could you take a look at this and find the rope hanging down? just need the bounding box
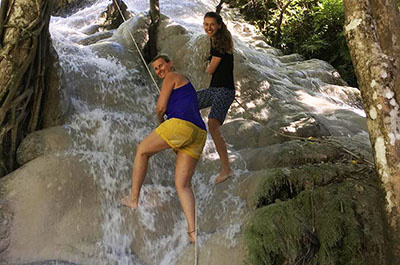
[113,0,160,93]
[112,1,199,263]
[113,3,372,265]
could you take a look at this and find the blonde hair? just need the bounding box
[151,54,171,63]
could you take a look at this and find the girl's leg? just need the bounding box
[121,131,170,209]
[208,118,232,184]
[174,151,198,242]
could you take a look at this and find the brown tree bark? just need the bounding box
[143,0,159,63]
[273,0,292,47]
[343,0,400,261]
[0,0,53,176]
[370,0,400,104]
[216,0,225,13]
[149,0,160,59]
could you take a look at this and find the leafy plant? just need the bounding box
[228,0,358,87]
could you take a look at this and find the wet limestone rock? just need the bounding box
[97,0,133,31]
[240,140,343,171]
[176,231,247,265]
[0,154,103,265]
[53,0,98,17]
[16,126,73,166]
[220,118,263,150]
[0,198,12,259]
[243,161,388,265]
[119,187,182,265]
[42,45,70,128]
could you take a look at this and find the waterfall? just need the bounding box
[46,0,367,264]
[49,1,248,264]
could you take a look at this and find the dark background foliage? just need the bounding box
[227,0,382,87]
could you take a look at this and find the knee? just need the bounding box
[136,142,151,158]
[175,181,191,192]
[175,173,192,191]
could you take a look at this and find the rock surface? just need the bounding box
[0,154,103,264]
[0,3,388,265]
[52,0,98,17]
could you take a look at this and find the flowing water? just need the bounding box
[48,1,365,264]
[49,1,247,264]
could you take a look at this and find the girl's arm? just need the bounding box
[156,73,175,124]
[206,56,222,75]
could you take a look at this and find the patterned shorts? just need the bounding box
[197,87,235,124]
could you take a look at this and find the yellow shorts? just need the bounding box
[155,118,207,160]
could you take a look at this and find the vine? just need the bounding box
[0,0,53,176]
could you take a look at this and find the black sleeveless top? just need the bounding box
[209,46,235,90]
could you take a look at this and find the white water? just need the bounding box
[49,1,248,264]
[48,0,366,264]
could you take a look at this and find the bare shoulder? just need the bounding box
[165,72,188,88]
[165,72,184,80]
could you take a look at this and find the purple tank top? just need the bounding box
[166,82,207,131]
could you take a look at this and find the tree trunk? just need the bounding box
[343,0,400,261]
[0,0,53,176]
[370,0,400,104]
[143,0,160,63]
[216,0,225,13]
[274,0,291,47]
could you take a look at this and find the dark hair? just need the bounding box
[151,54,171,63]
[204,12,233,54]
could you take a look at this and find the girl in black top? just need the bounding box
[197,11,235,184]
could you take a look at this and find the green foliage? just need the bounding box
[229,0,358,87]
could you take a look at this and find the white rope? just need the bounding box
[113,0,160,93]
[193,185,198,264]
[113,1,199,264]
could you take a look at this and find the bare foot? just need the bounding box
[120,195,138,209]
[215,169,233,185]
[187,230,196,243]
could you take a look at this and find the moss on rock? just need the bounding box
[242,140,345,171]
[245,161,388,265]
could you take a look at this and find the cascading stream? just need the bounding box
[49,0,247,264]
[47,0,365,264]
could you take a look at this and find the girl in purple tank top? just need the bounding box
[121,55,206,243]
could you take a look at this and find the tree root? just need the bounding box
[0,0,53,176]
